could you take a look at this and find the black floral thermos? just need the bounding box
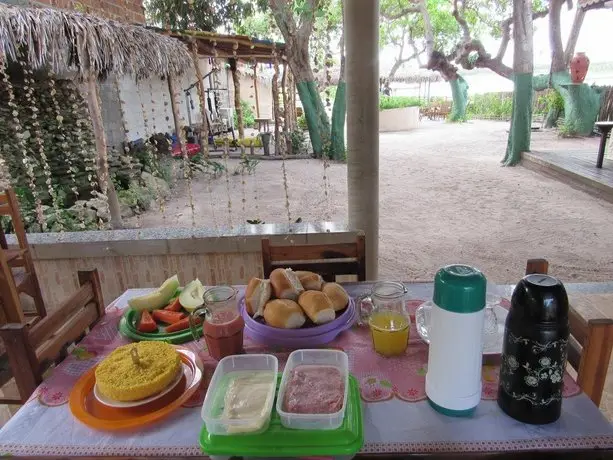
[497,274,569,424]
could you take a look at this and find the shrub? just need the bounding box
[289,129,306,154]
[379,96,422,111]
[466,93,513,120]
[297,114,308,130]
[233,100,256,129]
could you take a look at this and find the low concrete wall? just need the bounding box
[9,223,358,311]
[379,106,420,132]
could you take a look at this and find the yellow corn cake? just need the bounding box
[95,341,181,402]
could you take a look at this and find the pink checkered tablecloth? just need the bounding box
[0,285,611,458]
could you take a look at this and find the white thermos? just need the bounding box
[425,264,486,416]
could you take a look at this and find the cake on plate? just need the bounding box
[95,341,181,402]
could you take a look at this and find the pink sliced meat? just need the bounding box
[283,365,344,414]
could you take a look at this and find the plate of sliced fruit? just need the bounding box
[118,275,205,344]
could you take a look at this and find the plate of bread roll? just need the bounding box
[240,268,357,347]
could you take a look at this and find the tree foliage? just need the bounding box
[146,0,256,32]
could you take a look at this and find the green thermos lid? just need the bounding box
[433,265,487,314]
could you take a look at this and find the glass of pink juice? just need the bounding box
[189,286,244,360]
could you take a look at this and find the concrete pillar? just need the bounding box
[345,0,380,280]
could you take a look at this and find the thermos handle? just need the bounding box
[415,302,431,343]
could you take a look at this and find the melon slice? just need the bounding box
[179,279,205,312]
[128,275,180,312]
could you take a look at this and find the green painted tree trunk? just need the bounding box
[329,81,346,161]
[503,73,533,166]
[448,76,469,122]
[534,71,601,136]
[296,80,331,158]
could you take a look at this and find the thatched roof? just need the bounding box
[149,28,286,63]
[386,69,442,84]
[0,4,193,78]
[579,0,609,10]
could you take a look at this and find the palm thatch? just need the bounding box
[578,0,609,10]
[0,4,192,78]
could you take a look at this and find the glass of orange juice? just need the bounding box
[359,282,410,357]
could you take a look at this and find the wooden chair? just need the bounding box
[525,258,613,406]
[0,270,104,403]
[0,188,46,322]
[261,233,366,282]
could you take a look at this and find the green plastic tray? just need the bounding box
[118,308,203,345]
[199,375,363,457]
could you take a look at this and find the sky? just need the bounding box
[380,6,613,73]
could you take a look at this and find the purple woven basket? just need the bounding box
[244,302,358,348]
[240,297,356,338]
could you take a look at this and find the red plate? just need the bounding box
[69,347,203,431]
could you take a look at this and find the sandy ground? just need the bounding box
[129,120,613,284]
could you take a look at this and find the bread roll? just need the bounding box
[270,268,304,300]
[295,271,324,290]
[263,299,306,329]
[322,282,349,311]
[298,290,335,324]
[245,277,271,317]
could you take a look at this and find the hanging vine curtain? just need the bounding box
[0,4,192,231]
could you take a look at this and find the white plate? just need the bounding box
[415,301,508,355]
[94,363,187,408]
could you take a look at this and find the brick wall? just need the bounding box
[33,0,145,24]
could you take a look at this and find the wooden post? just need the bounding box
[167,74,186,156]
[230,58,244,139]
[253,63,261,118]
[85,75,123,229]
[272,55,282,156]
[346,0,380,279]
[281,63,292,153]
[190,41,210,154]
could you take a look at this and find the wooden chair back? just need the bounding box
[261,233,366,282]
[525,258,613,406]
[0,270,104,403]
[0,188,30,254]
[0,188,46,321]
[0,248,25,324]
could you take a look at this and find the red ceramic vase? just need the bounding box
[570,52,590,84]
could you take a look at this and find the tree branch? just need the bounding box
[456,39,513,79]
[381,6,420,20]
[496,17,512,63]
[452,0,471,42]
[407,29,423,67]
[419,0,434,58]
[269,0,294,42]
[564,7,585,66]
[496,8,548,63]
[389,46,426,80]
[296,0,318,42]
[397,29,406,62]
[549,0,566,73]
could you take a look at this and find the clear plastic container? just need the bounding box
[201,354,278,435]
[277,349,349,430]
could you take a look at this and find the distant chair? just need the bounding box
[261,233,366,282]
